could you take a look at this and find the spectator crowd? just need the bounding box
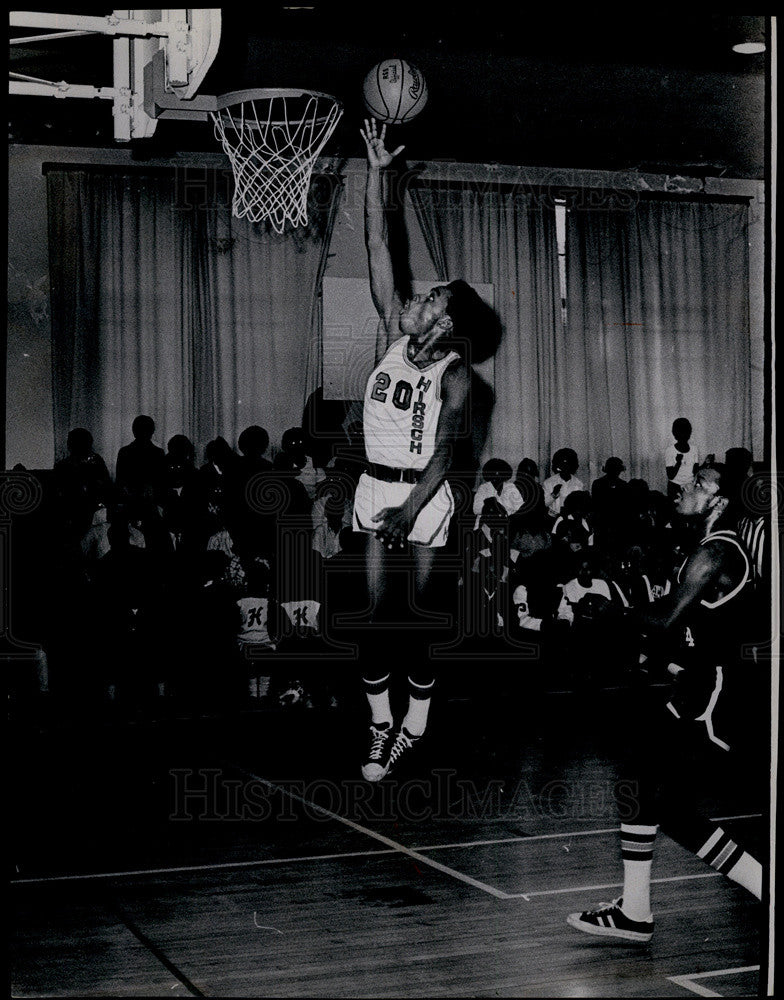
[8,411,769,718]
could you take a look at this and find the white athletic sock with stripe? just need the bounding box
[697,827,762,899]
[362,673,393,727]
[402,677,434,737]
[620,824,658,921]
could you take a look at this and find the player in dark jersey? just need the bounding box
[567,466,764,942]
[354,119,500,781]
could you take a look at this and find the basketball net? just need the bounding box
[211,91,343,233]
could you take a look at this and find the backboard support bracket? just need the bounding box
[9,9,221,140]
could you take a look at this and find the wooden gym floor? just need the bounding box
[9,677,770,997]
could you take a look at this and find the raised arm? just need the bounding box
[359,119,405,353]
[371,360,470,547]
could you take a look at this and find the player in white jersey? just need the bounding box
[354,119,500,781]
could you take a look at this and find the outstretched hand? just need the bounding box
[360,118,405,169]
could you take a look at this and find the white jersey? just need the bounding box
[665,443,701,487]
[557,578,612,624]
[363,337,460,471]
[236,595,274,650]
[281,599,321,633]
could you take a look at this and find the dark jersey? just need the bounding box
[673,530,752,667]
[666,530,753,750]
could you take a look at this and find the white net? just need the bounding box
[211,91,343,233]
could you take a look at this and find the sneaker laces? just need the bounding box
[585,898,622,916]
[388,729,414,765]
[367,725,391,761]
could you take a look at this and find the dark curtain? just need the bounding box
[409,182,563,474]
[47,167,342,471]
[560,197,753,487]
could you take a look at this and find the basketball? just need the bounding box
[362,59,428,124]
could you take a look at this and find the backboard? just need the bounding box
[9,9,221,140]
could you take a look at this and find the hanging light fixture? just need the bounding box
[731,16,766,54]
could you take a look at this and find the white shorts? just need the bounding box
[352,472,454,548]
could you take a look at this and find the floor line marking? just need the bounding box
[107,898,205,997]
[8,815,761,888]
[508,872,722,900]
[7,829,618,886]
[9,848,401,885]
[417,828,618,850]
[230,764,513,899]
[667,965,760,997]
[708,813,763,822]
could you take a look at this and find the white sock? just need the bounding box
[363,674,393,727]
[622,859,653,921]
[726,852,763,899]
[402,677,434,737]
[697,827,763,900]
[620,824,657,921]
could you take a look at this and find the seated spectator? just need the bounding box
[624,478,654,549]
[511,581,544,634]
[592,456,627,503]
[91,519,165,705]
[509,522,560,611]
[510,524,552,567]
[278,426,325,501]
[311,461,355,559]
[616,545,645,607]
[463,496,510,641]
[238,425,273,475]
[473,458,524,528]
[115,415,167,505]
[235,557,276,701]
[165,434,198,486]
[206,519,246,593]
[226,424,275,557]
[591,457,628,557]
[77,501,111,566]
[510,458,547,534]
[551,491,593,573]
[636,546,673,605]
[53,428,112,538]
[271,448,314,527]
[645,488,673,552]
[198,437,239,522]
[591,457,627,541]
[120,499,148,550]
[556,554,617,627]
[162,435,199,551]
[543,448,584,520]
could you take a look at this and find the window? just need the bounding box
[555,198,567,325]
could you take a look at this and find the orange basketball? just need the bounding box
[362,59,428,124]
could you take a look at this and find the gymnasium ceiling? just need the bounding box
[8,7,770,179]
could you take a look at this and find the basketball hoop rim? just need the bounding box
[212,86,343,129]
[215,86,343,109]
